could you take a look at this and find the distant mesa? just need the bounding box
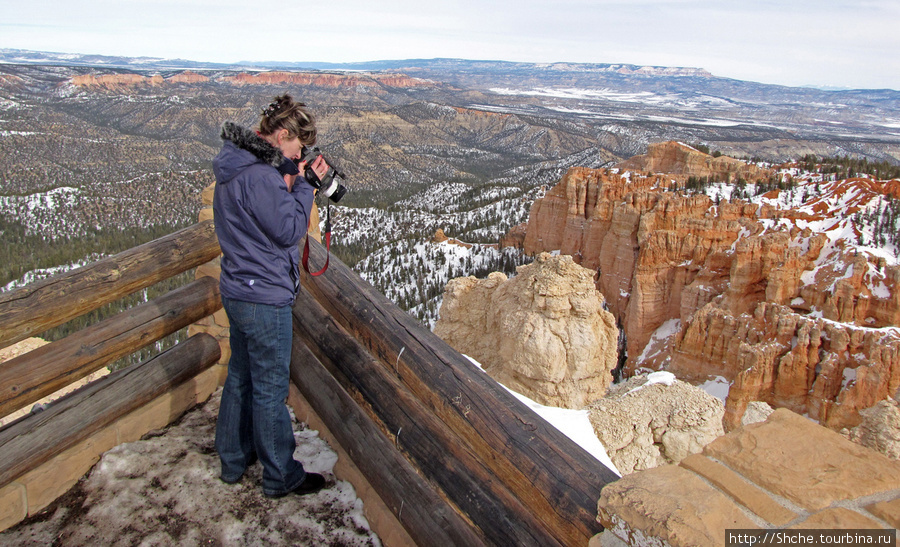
[70,70,431,90]
[71,71,209,88]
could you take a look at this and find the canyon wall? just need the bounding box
[516,143,900,429]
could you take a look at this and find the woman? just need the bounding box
[212,94,328,498]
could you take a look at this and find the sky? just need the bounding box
[1,0,899,90]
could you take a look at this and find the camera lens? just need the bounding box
[321,179,347,202]
[329,184,347,203]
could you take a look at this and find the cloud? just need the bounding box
[1,0,898,89]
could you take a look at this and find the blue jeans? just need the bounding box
[215,297,307,497]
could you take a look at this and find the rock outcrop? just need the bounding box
[434,253,618,408]
[71,71,210,88]
[71,70,429,90]
[741,401,774,426]
[515,156,900,430]
[617,141,774,183]
[588,372,725,474]
[846,399,900,460]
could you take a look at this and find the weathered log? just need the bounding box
[0,333,221,487]
[292,290,564,546]
[0,276,221,418]
[0,220,221,349]
[299,238,617,545]
[290,333,489,547]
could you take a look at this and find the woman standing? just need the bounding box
[212,95,328,498]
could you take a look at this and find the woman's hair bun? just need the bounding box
[259,94,317,146]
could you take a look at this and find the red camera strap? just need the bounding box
[302,202,331,277]
[302,231,330,276]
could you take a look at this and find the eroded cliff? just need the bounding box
[516,146,900,430]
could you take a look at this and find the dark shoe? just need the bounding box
[266,473,326,498]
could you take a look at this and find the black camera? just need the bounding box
[296,147,348,203]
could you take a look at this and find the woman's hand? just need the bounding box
[298,154,330,184]
[308,155,329,181]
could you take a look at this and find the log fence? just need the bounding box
[0,221,224,530]
[0,219,620,545]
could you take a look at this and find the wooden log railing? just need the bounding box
[0,220,224,522]
[0,333,221,487]
[0,219,220,349]
[0,276,220,418]
[1,218,619,544]
[292,238,620,546]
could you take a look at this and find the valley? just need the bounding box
[1,52,899,332]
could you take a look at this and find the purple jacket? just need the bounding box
[212,122,315,306]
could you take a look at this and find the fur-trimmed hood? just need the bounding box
[214,122,293,186]
[220,121,285,169]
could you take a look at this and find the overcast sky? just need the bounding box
[1,0,898,90]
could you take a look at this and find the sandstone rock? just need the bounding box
[847,399,900,460]
[434,253,618,408]
[706,408,900,511]
[617,141,774,184]
[588,373,725,474]
[0,337,47,362]
[71,71,210,88]
[517,161,900,431]
[597,464,757,547]
[741,401,774,426]
[675,300,900,430]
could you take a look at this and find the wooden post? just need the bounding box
[0,333,221,487]
[0,220,221,349]
[297,238,618,545]
[290,335,489,547]
[0,276,221,418]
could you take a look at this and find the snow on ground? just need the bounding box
[2,256,103,293]
[624,371,676,396]
[0,389,381,547]
[634,318,681,366]
[463,355,622,477]
[698,376,732,404]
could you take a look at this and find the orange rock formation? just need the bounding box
[71,71,210,88]
[70,70,426,90]
[618,140,773,183]
[517,152,900,431]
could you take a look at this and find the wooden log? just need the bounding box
[0,333,220,487]
[0,220,221,349]
[292,290,562,546]
[0,276,221,418]
[299,238,618,545]
[289,334,489,547]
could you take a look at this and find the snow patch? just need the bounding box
[698,376,732,403]
[463,355,621,476]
